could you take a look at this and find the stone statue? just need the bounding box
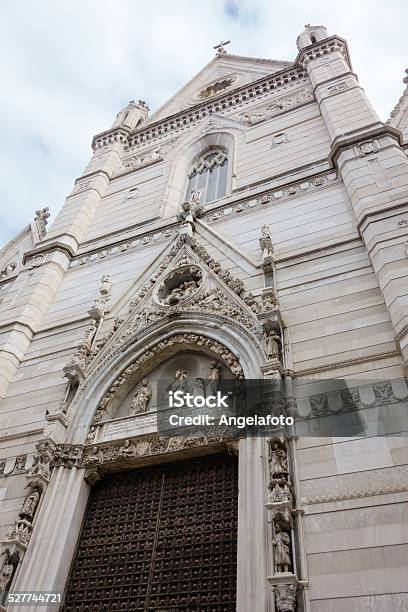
[0,561,13,593]
[269,441,288,478]
[83,319,98,346]
[168,370,188,393]
[207,361,220,395]
[100,274,112,298]
[19,490,40,519]
[193,378,206,399]
[130,379,152,415]
[272,523,292,573]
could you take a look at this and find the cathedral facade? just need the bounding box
[0,25,408,611]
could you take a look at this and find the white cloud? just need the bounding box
[0,0,406,245]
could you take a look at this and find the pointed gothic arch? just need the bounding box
[161,123,241,217]
[65,311,266,445]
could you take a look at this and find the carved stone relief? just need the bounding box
[266,436,299,611]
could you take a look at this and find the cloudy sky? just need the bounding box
[0,0,406,245]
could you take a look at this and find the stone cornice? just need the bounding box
[92,67,310,152]
[295,35,351,70]
[91,126,131,152]
[330,124,403,166]
[69,169,340,269]
[22,240,76,264]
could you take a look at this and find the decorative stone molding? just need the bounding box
[33,207,50,239]
[115,140,177,176]
[70,228,177,269]
[125,235,261,317]
[81,432,236,468]
[239,86,314,125]
[89,274,112,316]
[297,36,350,69]
[301,465,408,505]
[51,444,83,469]
[0,456,27,478]
[121,67,307,151]
[202,171,339,224]
[68,171,339,270]
[188,150,227,176]
[91,126,129,151]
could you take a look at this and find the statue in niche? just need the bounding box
[269,441,288,478]
[19,489,40,520]
[272,522,292,573]
[193,377,206,398]
[130,379,152,415]
[207,361,221,395]
[168,370,188,393]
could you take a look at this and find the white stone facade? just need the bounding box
[0,25,408,611]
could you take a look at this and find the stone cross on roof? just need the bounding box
[213,40,230,54]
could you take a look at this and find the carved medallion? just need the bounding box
[155,264,204,307]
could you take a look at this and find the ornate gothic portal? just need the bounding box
[62,454,238,611]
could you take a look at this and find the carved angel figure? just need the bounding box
[130,379,152,415]
[272,523,292,573]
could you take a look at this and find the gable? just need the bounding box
[88,232,268,375]
[149,53,293,123]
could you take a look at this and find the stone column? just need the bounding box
[236,436,269,612]
[11,466,89,611]
[299,32,408,368]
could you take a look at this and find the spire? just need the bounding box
[111,99,149,130]
[296,24,329,50]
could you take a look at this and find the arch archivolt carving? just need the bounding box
[86,331,245,443]
[64,314,265,447]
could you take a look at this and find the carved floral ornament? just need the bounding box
[188,150,227,177]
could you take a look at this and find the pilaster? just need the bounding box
[301,35,408,369]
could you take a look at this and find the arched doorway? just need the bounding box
[63,453,238,611]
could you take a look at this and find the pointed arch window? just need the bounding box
[186,149,228,204]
